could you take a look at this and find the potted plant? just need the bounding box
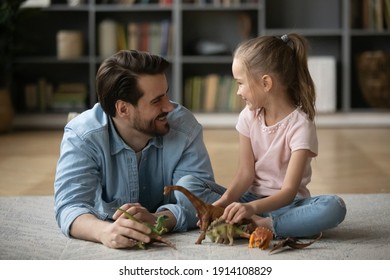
[0,0,25,133]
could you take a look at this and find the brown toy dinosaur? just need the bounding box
[163,185,225,244]
[269,232,323,254]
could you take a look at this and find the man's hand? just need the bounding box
[94,203,154,249]
[112,204,176,250]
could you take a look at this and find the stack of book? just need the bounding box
[350,0,390,30]
[98,19,172,58]
[184,74,244,113]
[24,80,87,113]
[51,83,88,112]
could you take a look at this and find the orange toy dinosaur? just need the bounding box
[163,185,225,244]
[248,227,273,250]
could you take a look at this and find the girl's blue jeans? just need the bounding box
[174,175,347,238]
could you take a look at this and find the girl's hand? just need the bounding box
[222,202,255,224]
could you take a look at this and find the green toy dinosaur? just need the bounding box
[116,208,175,249]
[152,215,169,235]
[206,217,251,246]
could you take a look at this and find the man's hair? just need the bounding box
[96,50,170,117]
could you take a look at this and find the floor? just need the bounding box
[204,128,390,195]
[0,128,389,196]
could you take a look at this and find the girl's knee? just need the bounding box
[175,175,204,191]
[176,174,198,184]
[175,175,224,204]
[326,195,347,224]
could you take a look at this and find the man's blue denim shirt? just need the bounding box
[54,102,215,237]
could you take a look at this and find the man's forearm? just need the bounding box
[69,213,108,243]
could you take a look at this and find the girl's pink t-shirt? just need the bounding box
[236,106,318,198]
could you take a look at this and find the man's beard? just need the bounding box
[133,111,170,137]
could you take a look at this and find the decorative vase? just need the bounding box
[0,87,15,133]
[356,51,390,108]
[57,30,84,60]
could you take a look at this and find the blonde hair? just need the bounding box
[234,33,316,120]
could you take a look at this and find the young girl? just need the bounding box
[213,33,346,238]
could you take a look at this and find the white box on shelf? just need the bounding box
[21,0,50,8]
[308,56,337,113]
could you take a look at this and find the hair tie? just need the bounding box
[281,34,289,43]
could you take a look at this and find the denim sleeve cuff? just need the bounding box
[58,206,109,237]
[156,203,188,232]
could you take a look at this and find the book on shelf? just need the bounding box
[127,22,139,51]
[159,0,173,5]
[38,78,52,113]
[139,23,150,52]
[117,24,127,51]
[384,0,390,28]
[24,84,38,112]
[98,19,118,59]
[184,77,193,110]
[228,78,242,112]
[184,0,257,5]
[204,74,219,112]
[160,20,171,56]
[114,0,173,4]
[117,0,137,4]
[183,0,258,7]
[191,76,203,112]
[24,78,53,113]
[375,0,384,31]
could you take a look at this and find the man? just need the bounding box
[54,50,225,249]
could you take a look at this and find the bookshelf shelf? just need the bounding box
[182,56,234,63]
[95,5,173,11]
[181,5,259,10]
[12,112,390,130]
[43,5,90,11]
[15,57,91,63]
[11,0,390,128]
[264,29,344,36]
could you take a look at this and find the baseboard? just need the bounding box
[12,111,390,130]
[195,112,390,128]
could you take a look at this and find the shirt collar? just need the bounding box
[108,116,163,155]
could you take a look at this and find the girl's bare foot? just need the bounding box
[251,215,273,231]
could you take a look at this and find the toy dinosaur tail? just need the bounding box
[151,234,177,250]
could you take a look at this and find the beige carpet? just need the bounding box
[1,194,389,260]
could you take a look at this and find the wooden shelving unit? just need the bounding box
[12,0,390,129]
